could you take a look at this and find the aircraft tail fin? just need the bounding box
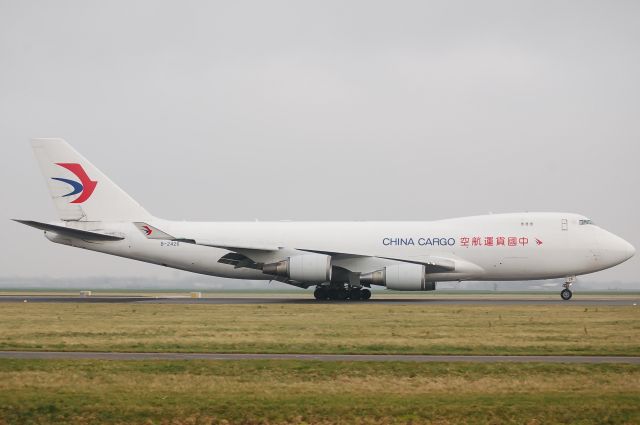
[31,138,152,222]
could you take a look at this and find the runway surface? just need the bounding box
[0,351,638,363]
[0,295,638,305]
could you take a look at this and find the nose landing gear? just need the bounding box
[561,276,575,301]
[560,288,572,300]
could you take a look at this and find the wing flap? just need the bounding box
[184,239,280,251]
[296,248,456,272]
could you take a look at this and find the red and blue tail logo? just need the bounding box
[51,163,97,204]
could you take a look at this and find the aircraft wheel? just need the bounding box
[360,288,371,301]
[330,287,348,300]
[349,288,362,301]
[327,287,337,300]
[314,286,329,300]
[560,289,572,301]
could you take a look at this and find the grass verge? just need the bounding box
[0,360,638,425]
[0,303,639,355]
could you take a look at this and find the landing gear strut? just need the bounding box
[313,285,371,301]
[561,276,575,301]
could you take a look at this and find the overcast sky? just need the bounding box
[0,1,638,285]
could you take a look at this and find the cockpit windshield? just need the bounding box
[579,219,594,225]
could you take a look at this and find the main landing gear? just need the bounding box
[314,285,371,301]
[561,276,576,301]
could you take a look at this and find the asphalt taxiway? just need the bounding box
[0,351,638,363]
[0,295,637,305]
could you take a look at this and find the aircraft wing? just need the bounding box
[296,248,456,272]
[133,222,458,273]
[178,239,281,252]
[133,222,280,251]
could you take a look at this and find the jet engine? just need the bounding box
[262,253,332,283]
[360,264,436,291]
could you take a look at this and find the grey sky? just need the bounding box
[1,1,638,285]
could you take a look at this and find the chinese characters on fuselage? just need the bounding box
[382,236,530,247]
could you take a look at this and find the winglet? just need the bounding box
[133,222,176,240]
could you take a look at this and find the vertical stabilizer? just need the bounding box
[31,138,152,221]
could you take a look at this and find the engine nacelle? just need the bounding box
[262,253,332,284]
[360,264,436,291]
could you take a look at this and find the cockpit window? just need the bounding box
[579,219,594,225]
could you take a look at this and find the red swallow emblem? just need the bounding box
[51,163,97,204]
[535,238,543,245]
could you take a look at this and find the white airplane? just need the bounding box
[15,139,635,301]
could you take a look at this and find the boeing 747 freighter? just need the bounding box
[15,139,635,300]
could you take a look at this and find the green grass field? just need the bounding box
[1,301,639,424]
[0,303,638,355]
[0,360,638,425]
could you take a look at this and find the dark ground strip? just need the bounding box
[0,351,638,363]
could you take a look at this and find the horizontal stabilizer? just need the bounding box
[13,220,124,241]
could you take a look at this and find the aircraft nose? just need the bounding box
[600,231,635,266]
[622,239,636,260]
